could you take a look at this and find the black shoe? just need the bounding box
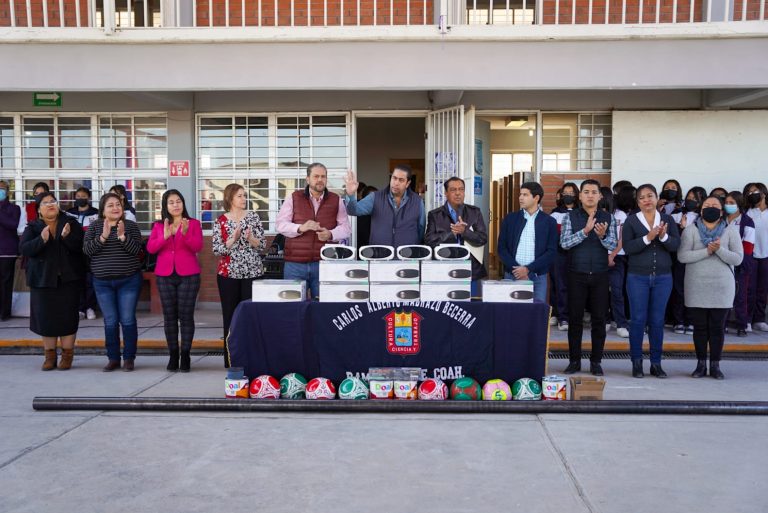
[691,359,707,378]
[737,329,747,337]
[590,362,604,376]
[632,359,644,378]
[180,351,191,373]
[649,363,668,378]
[167,349,179,372]
[564,361,581,374]
[709,361,724,380]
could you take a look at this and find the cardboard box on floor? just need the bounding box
[569,376,606,400]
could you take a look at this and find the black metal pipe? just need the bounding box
[32,397,768,415]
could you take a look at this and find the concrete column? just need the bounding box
[166,110,198,218]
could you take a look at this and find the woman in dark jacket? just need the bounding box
[622,184,681,378]
[20,192,85,371]
[0,180,21,321]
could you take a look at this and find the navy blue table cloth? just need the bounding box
[227,301,550,385]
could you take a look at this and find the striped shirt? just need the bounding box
[83,218,143,279]
[560,210,618,252]
[514,208,539,267]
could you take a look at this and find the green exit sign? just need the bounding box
[34,92,62,107]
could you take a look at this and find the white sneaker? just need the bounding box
[549,317,558,326]
[755,322,768,332]
[86,308,96,320]
[583,312,592,324]
[605,323,612,332]
[617,327,629,338]
[78,311,86,320]
[746,323,753,333]
[558,321,569,331]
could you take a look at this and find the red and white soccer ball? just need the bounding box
[249,375,281,399]
[305,377,337,400]
[418,378,449,400]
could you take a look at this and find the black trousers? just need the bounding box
[157,272,201,352]
[689,307,728,362]
[217,274,253,367]
[567,271,610,363]
[0,257,16,320]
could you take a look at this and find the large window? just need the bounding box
[541,113,611,173]
[197,114,350,232]
[0,114,168,231]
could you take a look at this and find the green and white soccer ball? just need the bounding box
[338,377,369,400]
[280,372,308,399]
[512,378,542,401]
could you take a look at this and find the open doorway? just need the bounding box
[354,116,426,245]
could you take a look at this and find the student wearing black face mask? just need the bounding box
[669,186,707,334]
[550,182,579,332]
[744,182,768,333]
[678,195,743,379]
[658,179,682,215]
[66,186,99,320]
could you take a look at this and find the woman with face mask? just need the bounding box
[744,182,768,333]
[677,195,743,379]
[669,186,707,335]
[724,191,755,337]
[549,182,579,332]
[0,181,21,321]
[657,179,682,215]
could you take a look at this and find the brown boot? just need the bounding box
[58,348,74,370]
[41,349,57,371]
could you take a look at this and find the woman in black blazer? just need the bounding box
[20,192,85,371]
[622,184,681,378]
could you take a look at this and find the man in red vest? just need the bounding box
[276,162,351,300]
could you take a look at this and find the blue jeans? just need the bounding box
[627,272,673,364]
[504,272,548,303]
[93,272,142,361]
[283,261,319,300]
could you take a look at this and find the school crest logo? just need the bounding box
[384,310,423,355]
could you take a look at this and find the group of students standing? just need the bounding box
[547,179,768,379]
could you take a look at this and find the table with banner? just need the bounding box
[227,300,550,385]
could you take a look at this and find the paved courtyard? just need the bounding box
[1,353,766,513]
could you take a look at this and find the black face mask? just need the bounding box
[748,192,763,206]
[701,207,722,223]
[660,189,678,201]
[561,195,576,206]
[75,198,89,208]
[684,199,699,212]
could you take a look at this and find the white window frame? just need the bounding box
[195,112,352,235]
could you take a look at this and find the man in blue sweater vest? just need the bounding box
[560,179,618,376]
[497,181,558,303]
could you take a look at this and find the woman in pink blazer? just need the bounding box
[147,190,202,372]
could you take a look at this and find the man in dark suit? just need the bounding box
[425,177,488,296]
[497,181,558,303]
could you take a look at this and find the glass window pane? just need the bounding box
[0,117,14,170]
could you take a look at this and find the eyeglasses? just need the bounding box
[40,200,58,207]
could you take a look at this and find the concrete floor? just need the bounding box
[1,354,766,513]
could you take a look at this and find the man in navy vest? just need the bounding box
[497,181,558,304]
[343,165,425,247]
[560,179,618,376]
[276,163,351,299]
[425,177,488,296]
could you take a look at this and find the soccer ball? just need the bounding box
[249,375,281,399]
[512,378,542,401]
[306,377,336,400]
[450,377,481,400]
[418,378,448,400]
[481,379,512,401]
[280,372,308,399]
[338,377,369,400]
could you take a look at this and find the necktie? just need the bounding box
[450,208,462,244]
